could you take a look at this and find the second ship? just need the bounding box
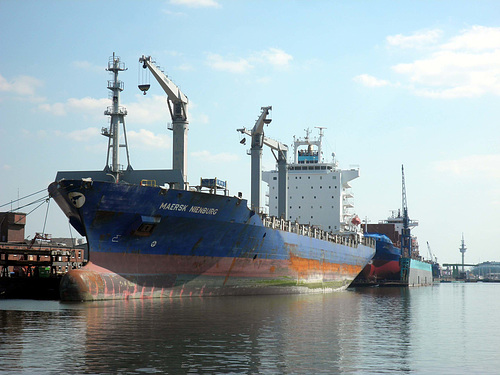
[49,54,375,301]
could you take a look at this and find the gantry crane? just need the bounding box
[237,107,288,216]
[139,55,188,189]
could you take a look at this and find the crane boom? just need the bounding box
[139,56,188,107]
[237,107,288,217]
[237,128,288,153]
[139,55,189,189]
[251,106,272,135]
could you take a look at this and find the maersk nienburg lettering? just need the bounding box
[159,202,218,215]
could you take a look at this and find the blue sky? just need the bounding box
[1,0,499,264]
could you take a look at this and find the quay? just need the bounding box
[0,211,86,299]
[0,239,86,299]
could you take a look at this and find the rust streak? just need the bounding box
[289,253,362,277]
[223,258,237,286]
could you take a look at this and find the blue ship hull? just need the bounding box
[353,233,433,286]
[49,179,375,301]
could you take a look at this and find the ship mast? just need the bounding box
[102,53,131,182]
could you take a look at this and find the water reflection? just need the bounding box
[80,293,364,374]
[0,301,87,373]
[3,285,500,374]
[353,287,412,373]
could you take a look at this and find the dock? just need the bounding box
[0,241,85,299]
[0,211,87,299]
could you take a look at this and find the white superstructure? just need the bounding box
[263,128,359,233]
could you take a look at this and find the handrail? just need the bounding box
[259,214,375,249]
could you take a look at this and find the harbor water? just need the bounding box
[1,282,499,374]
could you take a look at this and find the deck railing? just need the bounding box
[260,215,375,249]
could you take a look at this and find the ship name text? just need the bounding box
[159,202,219,215]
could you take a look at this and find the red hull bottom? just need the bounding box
[60,252,363,301]
[359,260,401,282]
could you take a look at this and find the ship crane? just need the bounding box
[139,55,188,189]
[237,107,288,217]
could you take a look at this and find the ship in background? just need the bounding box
[352,167,434,287]
[48,53,375,301]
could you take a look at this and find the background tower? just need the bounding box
[459,233,467,274]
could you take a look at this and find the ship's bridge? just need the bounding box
[297,149,319,164]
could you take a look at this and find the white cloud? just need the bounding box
[207,53,253,73]
[127,129,171,150]
[392,48,500,98]
[37,94,174,130]
[67,127,100,142]
[191,150,239,163]
[206,53,253,73]
[360,26,500,98]
[162,9,186,16]
[126,95,170,124]
[39,102,67,116]
[72,61,103,72]
[433,154,500,178]
[442,25,500,51]
[206,48,294,74]
[0,74,43,96]
[254,48,293,68]
[169,0,221,8]
[353,74,390,87]
[70,97,109,112]
[39,97,108,116]
[387,29,442,48]
[53,127,101,142]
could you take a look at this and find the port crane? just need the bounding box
[400,165,412,258]
[400,165,412,283]
[426,241,437,263]
[139,55,189,189]
[237,107,288,216]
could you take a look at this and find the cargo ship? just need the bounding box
[48,54,375,301]
[353,211,433,286]
[359,232,402,282]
